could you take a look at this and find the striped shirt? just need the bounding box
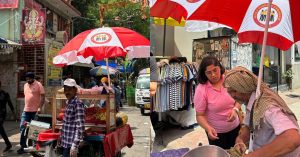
[61,96,85,149]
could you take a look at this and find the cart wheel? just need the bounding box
[140,108,145,115]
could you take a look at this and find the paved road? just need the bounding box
[0,105,151,157]
[152,88,300,153]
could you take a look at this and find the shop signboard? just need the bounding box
[21,6,46,44]
[47,45,62,86]
[0,0,19,9]
[193,36,231,69]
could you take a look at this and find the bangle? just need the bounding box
[233,107,239,113]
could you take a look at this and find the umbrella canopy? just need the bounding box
[150,0,227,32]
[89,66,119,76]
[0,37,22,49]
[188,0,300,51]
[53,27,150,66]
[184,0,300,97]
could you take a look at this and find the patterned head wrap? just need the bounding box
[224,66,296,131]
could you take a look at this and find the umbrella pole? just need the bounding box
[162,18,166,57]
[106,58,111,88]
[256,0,273,99]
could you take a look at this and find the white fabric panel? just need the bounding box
[185,20,230,32]
[171,0,206,17]
[78,27,124,52]
[238,0,293,42]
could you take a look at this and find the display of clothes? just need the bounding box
[154,62,197,112]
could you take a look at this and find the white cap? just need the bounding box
[63,78,77,87]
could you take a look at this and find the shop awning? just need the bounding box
[0,37,22,49]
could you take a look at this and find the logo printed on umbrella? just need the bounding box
[91,33,112,44]
[253,3,282,28]
[186,0,200,3]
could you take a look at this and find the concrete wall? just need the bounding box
[150,23,175,57]
[0,50,18,119]
[292,64,300,89]
[0,1,24,41]
[291,45,300,89]
[174,27,207,62]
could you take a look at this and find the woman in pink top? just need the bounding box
[194,56,241,149]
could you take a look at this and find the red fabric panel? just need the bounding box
[238,31,293,51]
[150,0,187,22]
[78,46,127,61]
[290,0,300,43]
[103,124,134,157]
[58,29,93,55]
[36,129,60,150]
[188,0,251,32]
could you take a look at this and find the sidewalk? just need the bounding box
[0,104,151,157]
[152,88,300,153]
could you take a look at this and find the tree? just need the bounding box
[103,2,150,39]
[71,0,99,36]
[71,1,149,39]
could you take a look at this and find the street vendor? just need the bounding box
[224,66,300,157]
[60,79,85,157]
[194,56,241,149]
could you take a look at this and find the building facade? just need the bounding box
[151,20,299,90]
[0,0,80,118]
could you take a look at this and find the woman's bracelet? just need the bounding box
[233,107,239,114]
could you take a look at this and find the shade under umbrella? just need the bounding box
[89,66,119,76]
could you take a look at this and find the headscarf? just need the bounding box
[101,77,108,83]
[224,66,296,131]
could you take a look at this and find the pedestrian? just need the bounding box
[0,80,15,152]
[224,66,300,157]
[17,72,45,154]
[60,79,85,157]
[193,56,241,149]
[112,81,122,110]
[150,52,159,97]
[86,77,97,89]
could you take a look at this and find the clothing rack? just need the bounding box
[153,61,197,112]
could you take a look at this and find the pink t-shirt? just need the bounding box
[245,92,300,157]
[24,80,45,112]
[194,77,239,133]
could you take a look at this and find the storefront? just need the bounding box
[192,35,252,71]
[0,38,22,119]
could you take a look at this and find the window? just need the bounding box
[136,76,150,89]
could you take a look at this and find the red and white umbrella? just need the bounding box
[150,0,226,32]
[53,27,150,66]
[187,0,300,96]
[188,0,300,51]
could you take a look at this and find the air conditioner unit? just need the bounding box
[55,31,69,45]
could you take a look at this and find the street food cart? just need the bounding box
[34,91,133,157]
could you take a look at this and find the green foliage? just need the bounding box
[71,0,99,36]
[282,68,294,80]
[129,58,150,81]
[103,3,150,39]
[71,1,149,38]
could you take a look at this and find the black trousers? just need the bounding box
[0,115,11,146]
[207,125,240,149]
